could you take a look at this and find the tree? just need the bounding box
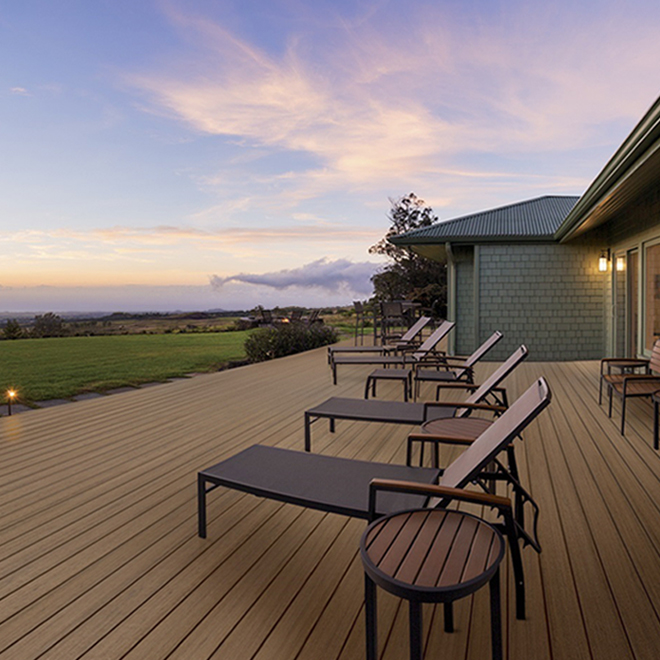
[369,193,447,318]
[32,312,65,338]
[2,318,24,340]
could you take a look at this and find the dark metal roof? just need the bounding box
[390,195,580,245]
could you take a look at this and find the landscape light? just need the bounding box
[6,389,16,416]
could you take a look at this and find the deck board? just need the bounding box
[2,345,660,659]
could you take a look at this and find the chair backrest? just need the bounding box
[397,316,431,344]
[457,345,529,417]
[381,301,404,318]
[412,321,455,360]
[438,377,551,493]
[464,331,504,368]
[650,339,660,374]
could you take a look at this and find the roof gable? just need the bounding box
[390,195,579,246]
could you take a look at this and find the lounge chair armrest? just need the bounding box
[427,382,480,391]
[424,401,506,413]
[408,432,474,446]
[368,478,511,519]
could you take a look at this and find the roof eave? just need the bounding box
[555,96,660,242]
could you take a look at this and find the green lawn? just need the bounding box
[1,332,252,403]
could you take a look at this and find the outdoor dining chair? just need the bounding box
[606,338,660,434]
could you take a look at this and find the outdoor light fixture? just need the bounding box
[616,256,625,272]
[6,389,16,416]
[599,249,610,272]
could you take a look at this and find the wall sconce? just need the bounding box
[616,256,625,272]
[598,248,610,272]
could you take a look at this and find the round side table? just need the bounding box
[360,508,505,660]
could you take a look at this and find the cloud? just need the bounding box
[116,1,660,226]
[210,258,377,295]
[9,87,29,96]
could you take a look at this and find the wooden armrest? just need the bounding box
[424,401,506,413]
[622,374,660,382]
[429,382,479,391]
[600,357,649,375]
[368,478,512,513]
[408,433,474,446]
[600,357,648,364]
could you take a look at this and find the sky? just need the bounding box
[1,0,660,313]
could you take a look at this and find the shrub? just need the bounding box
[2,318,24,340]
[244,323,338,362]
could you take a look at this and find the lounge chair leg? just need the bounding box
[503,514,526,619]
[608,387,613,417]
[598,378,603,405]
[197,474,208,538]
[365,377,371,399]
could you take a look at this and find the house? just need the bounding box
[391,96,660,362]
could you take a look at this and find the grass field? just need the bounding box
[1,332,252,404]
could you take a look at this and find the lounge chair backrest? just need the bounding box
[411,321,455,360]
[397,316,431,344]
[650,339,660,373]
[464,331,504,368]
[457,345,529,417]
[438,377,551,494]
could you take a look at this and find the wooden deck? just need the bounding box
[2,346,660,660]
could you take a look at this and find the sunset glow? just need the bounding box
[2,0,660,311]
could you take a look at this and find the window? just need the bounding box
[644,242,660,351]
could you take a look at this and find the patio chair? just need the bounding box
[380,301,406,343]
[353,301,365,345]
[308,345,529,450]
[328,316,431,363]
[414,331,504,399]
[198,377,552,621]
[330,321,454,385]
[607,339,660,434]
[598,354,650,405]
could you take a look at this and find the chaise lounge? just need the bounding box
[197,377,551,620]
[329,320,454,384]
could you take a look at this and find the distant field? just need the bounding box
[1,332,252,403]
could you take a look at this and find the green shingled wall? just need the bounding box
[474,243,607,361]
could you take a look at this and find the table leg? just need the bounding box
[365,574,378,660]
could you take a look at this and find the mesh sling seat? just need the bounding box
[197,377,551,620]
[307,345,528,451]
[414,331,504,399]
[327,315,431,363]
[329,321,454,385]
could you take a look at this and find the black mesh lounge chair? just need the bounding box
[327,315,431,363]
[414,331,503,398]
[330,321,454,385]
[307,345,528,451]
[198,378,551,620]
[365,330,504,402]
